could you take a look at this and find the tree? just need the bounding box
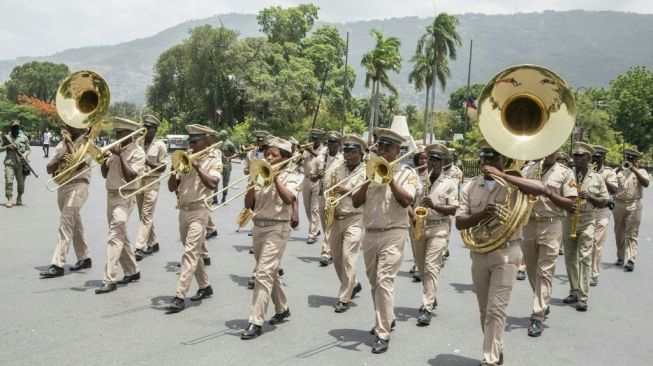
[109,101,142,121]
[609,66,653,152]
[257,4,319,45]
[447,83,485,135]
[5,61,70,102]
[361,29,402,142]
[416,13,461,142]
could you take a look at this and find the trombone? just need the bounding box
[118,141,224,199]
[46,128,146,191]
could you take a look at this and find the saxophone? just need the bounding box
[412,170,432,241]
[325,170,339,227]
[569,164,596,238]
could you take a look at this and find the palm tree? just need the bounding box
[416,13,461,142]
[361,29,402,142]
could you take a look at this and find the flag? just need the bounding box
[466,96,477,110]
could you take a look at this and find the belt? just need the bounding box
[178,201,208,211]
[500,239,521,249]
[334,213,360,220]
[425,218,449,226]
[254,219,289,227]
[107,190,132,197]
[531,216,562,223]
[616,198,639,204]
[366,226,404,233]
[67,178,89,185]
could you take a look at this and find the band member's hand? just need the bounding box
[61,129,72,143]
[332,186,348,196]
[316,172,325,179]
[578,190,589,199]
[421,197,435,209]
[6,144,16,151]
[291,214,299,228]
[482,165,502,177]
[191,159,200,169]
[110,145,122,156]
[485,203,500,218]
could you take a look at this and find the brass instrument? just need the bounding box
[297,143,314,153]
[48,71,110,190]
[46,128,145,191]
[412,168,433,241]
[118,141,223,198]
[324,168,340,227]
[461,65,576,253]
[622,161,631,170]
[569,163,596,238]
[239,144,255,154]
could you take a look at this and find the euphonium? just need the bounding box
[324,169,340,227]
[412,167,432,241]
[462,65,576,253]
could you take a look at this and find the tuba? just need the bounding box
[461,65,576,253]
[48,71,110,190]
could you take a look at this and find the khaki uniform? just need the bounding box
[301,146,327,238]
[409,170,429,276]
[249,170,300,326]
[49,138,92,267]
[103,143,145,284]
[325,161,366,303]
[175,150,222,298]
[363,164,418,340]
[521,162,577,321]
[313,151,344,257]
[443,164,463,183]
[2,131,30,199]
[614,168,649,262]
[413,173,458,312]
[592,166,617,277]
[563,169,608,303]
[135,138,168,250]
[456,175,523,366]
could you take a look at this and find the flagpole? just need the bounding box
[340,31,349,134]
[463,38,473,164]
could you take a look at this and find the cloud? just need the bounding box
[0,0,651,59]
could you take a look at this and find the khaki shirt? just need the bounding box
[326,161,366,216]
[615,168,649,200]
[415,171,459,220]
[522,161,577,218]
[573,168,609,214]
[302,145,326,181]
[456,175,522,242]
[244,148,266,173]
[363,163,418,229]
[51,136,93,182]
[252,170,301,221]
[443,164,463,183]
[310,151,344,192]
[105,143,146,191]
[177,150,223,205]
[143,138,168,177]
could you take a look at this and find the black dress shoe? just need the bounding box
[370,320,395,335]
[269,308,290,325]
[203,257,211,266]
[143,246,154,254]
[166,297,185,313]
[545,306,550,316]
[151,243,160,253]
[563,294,578,304]
[319,256,330,266]
[409,265,417,274]
[615,259,624,266]
[624,261,635,272]
[241,323,262,340]
[134,249,146,261]
[527,319,543,337]
[40,265,64,278]
[590,276,598,286]
[278,268,284,277]
[334,302,349,313]
[117,272,140,284]
[205,230,218,239]
[445,249,450,258]
[371,337,389,354]
[190,285,213,301]
[247,276,255,289]
[516,270,526,280]
[95,283,117,294]
[249,247,254,254]
[416,308,432,326]
[412,274,421,282]
[69,258,92,271]
[576,302,588,312]
[351,282,362,298]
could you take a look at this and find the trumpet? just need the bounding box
[118,141,224,199]
[622,161,632,170]
[239,144,255,154]
[46,128,145,191]
[297,143,314,153]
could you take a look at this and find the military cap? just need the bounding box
[556,152,570,161]
[375,128,406,146]
[112,117,141,131]
[254,130,270,142]
[592,145,609,156]
[342,134,367,150]
[326,131,343,144]
[478,139,499,157]
[572,142,595,156]
[268,136,292,155]
[186,124,216,141]
[309,128,326,139]
[288,136,299,145]
[624,148,641,158]
[425,143,450,160]
[142,115,161,128]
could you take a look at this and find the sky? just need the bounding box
[0,0,651,60]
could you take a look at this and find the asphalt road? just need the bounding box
[1,153,651,366]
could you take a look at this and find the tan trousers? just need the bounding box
[363,228,407,341]
[328,214,363,303]
[408,223,419,274]
[301,180,320,237]
[614,200,642,262]
[592,208,611,277]
[249,223,291,326]
[318,196,331,258]
[134,182,159,250]
[176,208,210,298]
[471,244,521,366]
[563,214,595,302]
[103,193,139,284]
[51,182,90,267]
[201,216,215,259]
[414,222,449,311]
[521,219,562,321]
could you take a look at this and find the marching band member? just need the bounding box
[411,143,458,326]
[95,118,145,294]
[408,148,428,281]
[165,124,222,312]
[302,129,327,244]
[241,137,300,340]
[324,134,366,313]
[352,128,418,354]
[590,146,618,285]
